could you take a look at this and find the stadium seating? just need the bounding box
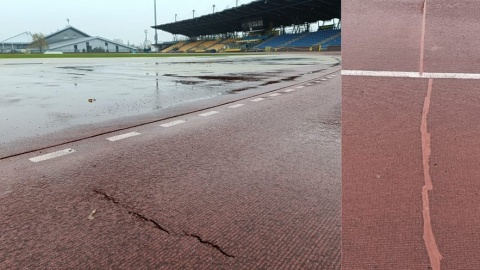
[321,35,341,49]
[288,29,340,48]
[176,40,205,52]
[255,33,304,49]
[191,40,218,52]
[161,41,185,53]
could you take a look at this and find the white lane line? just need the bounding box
[305,83,313,86]
[296,86,305,89]
[314,81,321,83]
[106,132,141,142]
[29,148,76,163]
[199,111,219,117]
[331,75,337,77]
[320,79,327,81]
[284,89,295,92]
[160,120,186,127]
[228,104,244,109]
[269,93,281,97]
[251,98,265,102]
[341,70,480,80]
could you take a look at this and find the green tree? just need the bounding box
[30,33,48,53]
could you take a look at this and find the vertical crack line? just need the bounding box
[421,79,442,270]
[419,0,428,75]
[186,232,235,258]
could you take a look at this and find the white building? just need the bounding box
[0,32,32,53]
[1,26,136,53]
[44,26,136,53]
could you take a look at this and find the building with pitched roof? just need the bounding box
[1,26,136,53]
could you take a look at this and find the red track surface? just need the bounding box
[1,71,341,269]
[343,1,480,269]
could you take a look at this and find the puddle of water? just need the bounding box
[0,54,338,145]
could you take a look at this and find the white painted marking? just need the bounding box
[199,111,219,117]
[269,93,281,97]
[107,132,141,142]
[228,104,244,109]
[160,120,186,127]
[251,98,265,102]
[320,79,327,81]
[314,81,321,83]
[29,148,76,163]
[341,70,480,80]
[284,89,295,93]
[305,83,313,86]
[296,86,305,89]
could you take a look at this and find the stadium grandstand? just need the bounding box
[153,0,341,53]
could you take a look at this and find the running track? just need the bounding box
[342,1,480,269]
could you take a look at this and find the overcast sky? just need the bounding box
[1,0,338,46]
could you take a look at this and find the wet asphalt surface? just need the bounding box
[0,55,341,269]
[0,54,339,158]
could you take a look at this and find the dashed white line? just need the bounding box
[228,104,244,109]
[251,98,265,102]
[296,86,305,89]
[320,79,327,81]
[160,120,186,127]
[341,70,480,79]
[269,93,281,97]
[199,111,219,117]
[284,89,295,92]
[29,148,76,163]
[106,132,141,142]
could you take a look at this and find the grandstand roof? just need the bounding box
[153,0,340,37]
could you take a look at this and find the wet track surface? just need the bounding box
[1,53,341,269]
[343,1,480,269]
[0,54,339,158]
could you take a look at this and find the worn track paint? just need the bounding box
[199,111,219,117]
[29,148,76,162]
[421,79,442,270]
[106,132,141,142]
[269,93,281,97]
[160,120,186,127]
[251,98,265,102]
[228,104,244,109]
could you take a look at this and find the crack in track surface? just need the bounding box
[93,189,235,258]
[185,232,235,258]
[128,211,170,234]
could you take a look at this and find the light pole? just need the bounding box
[154,0,158,45]
[175,14,177,22]
[213,5,215,13]
[144,29,148,51]
[193,10,195,18]
[236,0,239,6]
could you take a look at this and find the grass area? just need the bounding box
[0,53,255,59]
